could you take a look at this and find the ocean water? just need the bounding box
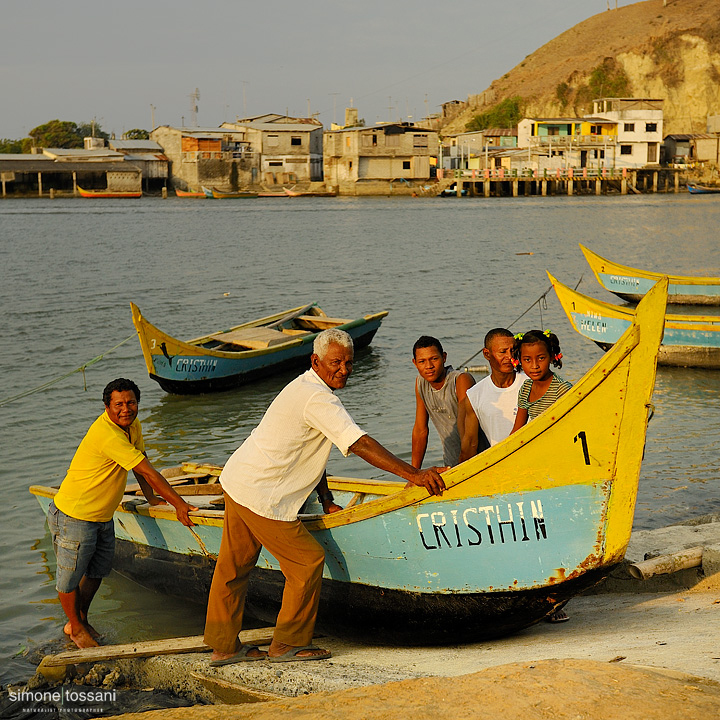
[1,193,719,683]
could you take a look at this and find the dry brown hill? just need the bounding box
[442,0,720,135]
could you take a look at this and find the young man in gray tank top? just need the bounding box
[411,336,475,468]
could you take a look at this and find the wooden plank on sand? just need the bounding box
[42,626,276,667]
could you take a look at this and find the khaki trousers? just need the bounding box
[203,494,325,653]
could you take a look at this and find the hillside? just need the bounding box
[442,0,720,135]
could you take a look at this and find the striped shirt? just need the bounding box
[220,368,366,521]
[517,373,573,421]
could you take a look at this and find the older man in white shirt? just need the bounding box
[204,328,446,666]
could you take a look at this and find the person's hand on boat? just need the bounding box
[173,498,198,527]
[322,498,344,514]
[409,466,446,496]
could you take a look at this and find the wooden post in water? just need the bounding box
[512,180,518,197]
[652,171,658,193]
[72,172,78,197]
[162,186,168,199]
[37,172,43,197]
[596,177,602,195]
[621,167,627,195]
[674,171,680,193]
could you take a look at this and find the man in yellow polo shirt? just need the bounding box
[49,378,196,649]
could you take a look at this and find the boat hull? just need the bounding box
[131,301,388,394]
[31,279,667,644]
[581,244,720,305]
[551,274,720,368]
[77,186,142,199]
[149,320,383,394]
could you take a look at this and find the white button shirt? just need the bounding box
[220,368,366,521]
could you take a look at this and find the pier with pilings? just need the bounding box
[435,167,683,197]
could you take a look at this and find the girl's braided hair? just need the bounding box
[512,330,563,369]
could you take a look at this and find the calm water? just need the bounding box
[1,194,719,682]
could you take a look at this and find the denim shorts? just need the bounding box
[47,501,115,593]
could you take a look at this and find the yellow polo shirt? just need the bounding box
[54,411,145,522]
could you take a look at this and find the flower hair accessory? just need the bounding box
[514,332,524,340]
[543,329,552,337]
[511,358,520,368]
[555,353,563,361]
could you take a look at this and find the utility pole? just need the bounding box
[240,81,249,118]
[150,104,156,131]
[329,92,340,125]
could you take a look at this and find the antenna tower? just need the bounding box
[189,88,200,126]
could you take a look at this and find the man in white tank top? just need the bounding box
[458,328,524,462]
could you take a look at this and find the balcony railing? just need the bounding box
[528,135,616,148]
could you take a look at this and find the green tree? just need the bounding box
[466,96,523,132]
[28,120,83,149]
[124,129,150,140]
[0,138,24,153]
[76,121,110,141]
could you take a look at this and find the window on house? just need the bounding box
[403,160,411,169]
[624,123,635,132]
[646,123,657,133]
[291,136,302,146]
[413,134,428,148]
[372,134,378,146]
[268,160,283,166]
[267,134,279,146]
[547,127,560,136]
[386,134,399,147]
[620,145,632,155]
[349,161,353,170]
[591,125,602,135]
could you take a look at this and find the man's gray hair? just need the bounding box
[313,328,354,358]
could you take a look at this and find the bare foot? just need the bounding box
[64,621,101,640]
[268,641,329,659]
[68,625,99,649]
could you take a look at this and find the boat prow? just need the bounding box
[580,243,720,305]
[550,273,720,368]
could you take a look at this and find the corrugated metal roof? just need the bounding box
[0,159,141,173]
[122,153,169,162]
[110,140,163,151]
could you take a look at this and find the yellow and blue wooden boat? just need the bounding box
[131,302,389,394]
[30,281,667,644]
[550,273,720,368]
[581,244,720,305]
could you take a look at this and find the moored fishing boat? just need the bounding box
[131,302,389,394]
[210,187,259,199]
[175,188,206,198]
[550,273,720,368]
[31,280,668,644]
[581,243,720,305]
[687,182,720,194]
[77,186,142,199]
[284,187,336,197]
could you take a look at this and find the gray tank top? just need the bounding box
[417,367,462,466]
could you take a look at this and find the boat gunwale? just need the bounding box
[550,274,720,327]
[580,243,720,287]
[131,302,390,361]
[32,319,640,534]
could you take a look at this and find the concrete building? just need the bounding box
[152,116,323,191]
[664,133,720,166]
[150,126,256,192]
[323,123,439,195]
[590,98,664,167]
[516,117,617,171]
[109,139,169,191]
[221,117,323,185]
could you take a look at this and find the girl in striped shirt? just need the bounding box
[510,329,572,434]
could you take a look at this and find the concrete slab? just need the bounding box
[114,582,720,702]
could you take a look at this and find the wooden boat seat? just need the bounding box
[210,326,292,349]
[296,315,350,329]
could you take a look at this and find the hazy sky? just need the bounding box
[1,0,635,139]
